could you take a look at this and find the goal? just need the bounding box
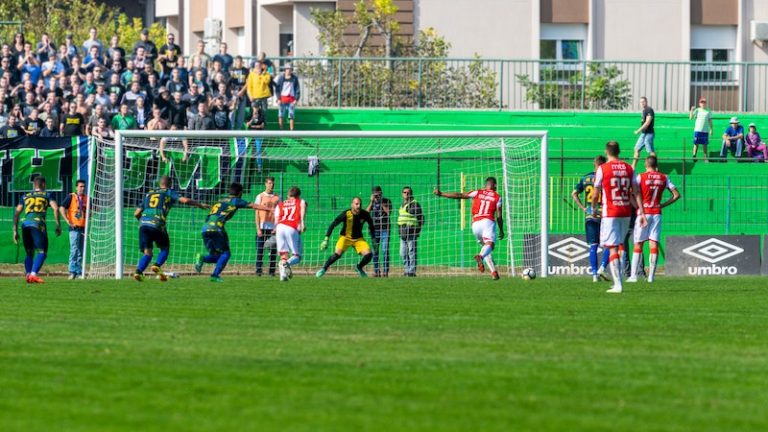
[85,131,549,279]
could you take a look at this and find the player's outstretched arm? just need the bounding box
[320,211,345,250]
[179,197,209,209]
[433,188,469,199]
[12,204,22,244]
[661,188,681,209]
[249,202,273,212]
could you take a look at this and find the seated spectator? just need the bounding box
[720,117,744,159]
[92,117,115,139]
[0,114,24,138]
[246,106,265,131]
[23,108,44,135]
[745,123,768,161]
[60,102,84,136]
[39,116,59,137]
[111,103,138,130]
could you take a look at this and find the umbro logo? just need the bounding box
[682,238,744,264]
[548,237,600,263]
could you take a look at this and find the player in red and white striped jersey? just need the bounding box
[434,177,505,280]
[627,156,680,283]
[274,186,307,281]
[592,141,647,293]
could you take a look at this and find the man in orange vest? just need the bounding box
[59,179,88,279]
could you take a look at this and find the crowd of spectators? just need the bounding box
[0,27,300,139]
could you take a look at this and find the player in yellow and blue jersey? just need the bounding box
[12,176,61,283]
[571,155,610,283]
[133,176,208,282]
[194,182,274,282]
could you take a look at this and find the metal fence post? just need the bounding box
[498,61,504,111]
[417,59,423,109]
[663,63,668,111]
[726,176,731,234]
[337,60,343,108]
[580,61,587,110]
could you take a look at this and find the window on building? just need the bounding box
[690,26,736,83]
[539,24,587,81]
[280,33,293,57]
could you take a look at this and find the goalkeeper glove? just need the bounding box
[320,236,329,251]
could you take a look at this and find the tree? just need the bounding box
[0,0,165,57]
[516,63,632,110]
[307,5,500,109]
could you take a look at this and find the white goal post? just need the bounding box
[87,130,548,279]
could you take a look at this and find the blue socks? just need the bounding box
[24,254,33,274]
[287,255,301,266]
[31,252,46,274]
[156,249,169,267]
[212,251,231,277]
[589,244,599,275]
[137,254,152,273]
[601,248,610,269]
[480,245,493,258]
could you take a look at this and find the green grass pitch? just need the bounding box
[1,275,767,431]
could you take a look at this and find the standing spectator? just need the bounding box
[132,29,158,63]
[183,83,205,112]
[106,35,126,67]
[165,68,187,94]
[11,33,25,58]
[91,117,115,139]
[276,64,300,131]
[246,107,266,171]
[36,33,56,64]
[17,43,42,85]
[189,40,211,70]
[245,61,272,117]
[745,123,768,161]
[168,91,188,129]
[230,56,249,129]
[690,97,713,162]
[254,177,280,277]
[213,42,233,72]
[133,96,150,129]
[121,81,146,108]
[41,52,66,87]
[720,117,744,160]
[255,52,274,74]
[132,46,149,70]
[60,103,84,136]
[83,46,104,72]
[81,27,104,57]
[111,103,138,130]
[63,33,78,60]
[59,179,88,279]
[39,117,59,137]
[397,186,424,277]
[86,103,108,135]
[632,96,656,169]
[146,106,168,131]
[190,102,214,130]
[0,104,8,128]
[23,108,44,135]
[209,96,232,130]
[367,186,392,277]
[0,114,24,138]
[158,33,182,81]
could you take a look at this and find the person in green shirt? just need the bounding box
[111,104,138,130]
[689,97,713,162]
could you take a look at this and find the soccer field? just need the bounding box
[1,276,767,431]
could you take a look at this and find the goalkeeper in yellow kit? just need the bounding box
[316,197,375,278]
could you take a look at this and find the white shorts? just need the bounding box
[634,214,662,243]
[600,217,630,247]
[276,224,302,256]
[471,219,497,244]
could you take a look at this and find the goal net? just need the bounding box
[85,131,548,279]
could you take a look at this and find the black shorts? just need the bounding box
[203,230,230,254]
[139,226,170,251]
[22,225,48,254]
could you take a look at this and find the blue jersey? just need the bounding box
[19,191,55,230]
[202,196,250,233]
[139,188,180,230]
[574,172,601,221]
